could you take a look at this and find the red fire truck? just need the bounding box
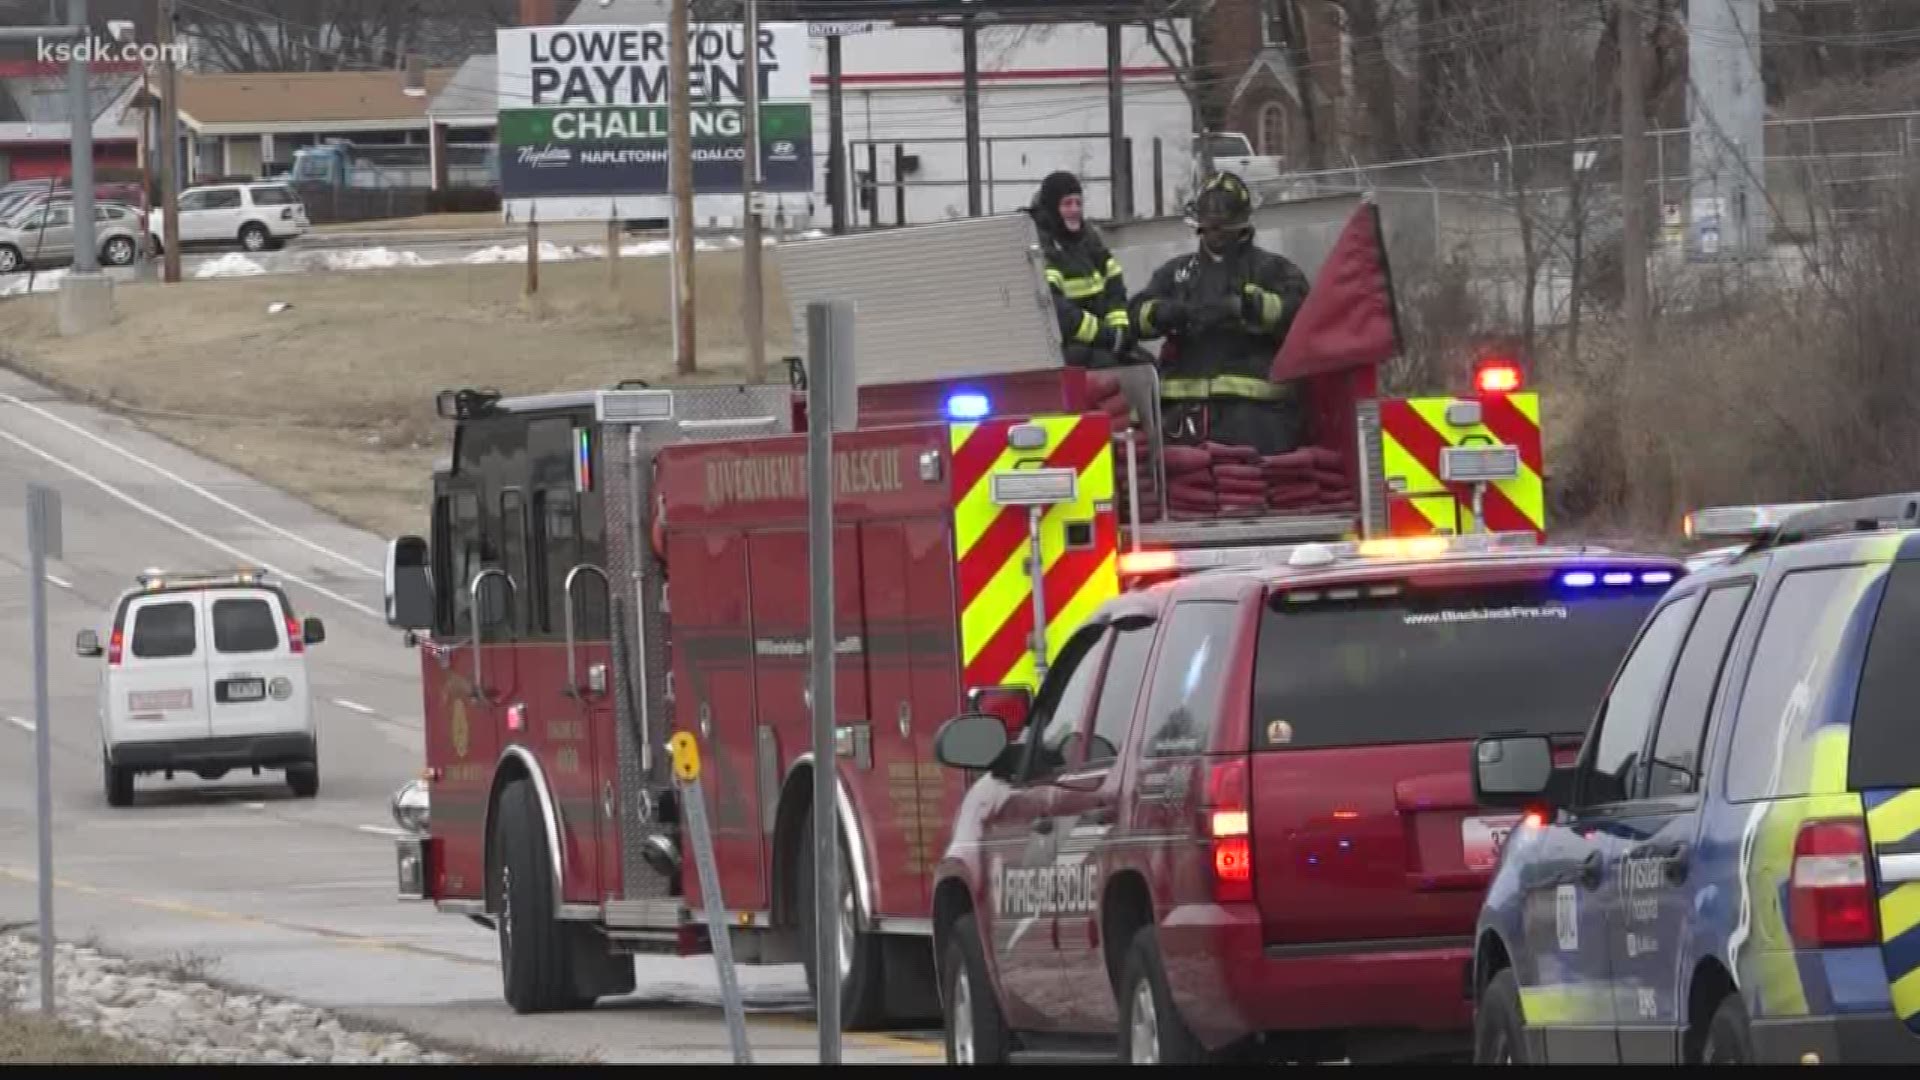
[381,199,1551,1025]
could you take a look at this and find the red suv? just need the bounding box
[927,534,1685,1063]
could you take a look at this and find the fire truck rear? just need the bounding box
[380,200,1551,1025]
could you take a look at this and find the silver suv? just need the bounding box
[0,200,144,273]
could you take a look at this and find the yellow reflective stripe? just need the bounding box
[1103,255,1123,279]
[1405,395,1545,530]
[1243,284,1285,329]
[1139,300,1160,336]
[1382,430,1466,532]
[1073,311,1101,344]
[1882,883,1920,945]
[1103,309,1130,328]
[1048,268,1109,300]
[1869,790,1920,851]
[1518,983,1614,1025]
[1161,376,1287,401]
[1892,964,1920,1024]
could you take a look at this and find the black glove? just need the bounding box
[1150,299,1191,334]
[1096,323,1129,357]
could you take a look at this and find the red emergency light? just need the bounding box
[1474,357,1524,395]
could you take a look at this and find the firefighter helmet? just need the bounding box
[1187,170,1254,232]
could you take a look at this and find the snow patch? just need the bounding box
[195,253,267,278]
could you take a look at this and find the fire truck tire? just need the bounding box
[494,778,583,1014]
[1117,927,1212,1063]
[797,810,887,1030]
[941,916,1009,1064]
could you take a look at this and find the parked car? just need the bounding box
[0,199,144,273]
[929,531,1687,1063]
[1469,492,1920,1063]
[147,181,308,255]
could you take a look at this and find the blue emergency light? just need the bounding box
[1559,569,1675,589]
[946,392,991,420]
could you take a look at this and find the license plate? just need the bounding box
[128,688,192,712]
[219,678,265,703]
[1462,814,1522,871]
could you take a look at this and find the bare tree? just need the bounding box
[176,0,514,72]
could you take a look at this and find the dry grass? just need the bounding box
[1,250,787,539]
[308,211,506,234]
[0,1009,161,1064]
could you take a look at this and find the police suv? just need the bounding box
[1470,493,1920,1064]
[79,568,326,806]
[928,531,1685,1064]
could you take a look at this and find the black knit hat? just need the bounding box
[1031,170,1084,234]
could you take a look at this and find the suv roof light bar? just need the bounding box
[1686,493,1920,552]
[1117,529,1540,578]
[137,567,272,590]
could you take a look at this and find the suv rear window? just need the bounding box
[212,596,281,653]
[1251,581,1664,750]
[250,185,296,206]
[131,601,197,659]
[1849,560,1920,791]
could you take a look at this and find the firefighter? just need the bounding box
[1129,170,1311,454]
[1027,170,1138,369]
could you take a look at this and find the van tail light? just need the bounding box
[1201,757,1253,904]
[287,616,304,654]
[1789,818,1878,948]
[107,628,124,666]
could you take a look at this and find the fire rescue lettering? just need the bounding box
[994,858,1099,918]
[703,448,903,510]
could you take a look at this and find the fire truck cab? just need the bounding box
[381,203,1552,1026]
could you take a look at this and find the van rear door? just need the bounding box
[1246,570,1670,948]
[204,588,308,740]
[115,592,212,745]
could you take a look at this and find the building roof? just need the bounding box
[426,53,496,123]
[176,68,459,133]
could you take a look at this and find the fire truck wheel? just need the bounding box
[1117,927,1211,1063]
[941,915,1009,1064]
[494,778,577,1013]
[797,810,886,1030]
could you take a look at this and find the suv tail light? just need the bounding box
[1201,757,1252,904]
[107,628,124,666]
[286,616,304,654]
[1789,818,1878,947]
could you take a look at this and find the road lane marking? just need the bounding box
[0,863,945,1058]
[5,716,32,734]
[0,425,384,622]
[44,572,71,590]
[0,390,382,579]
[331,699,377,716]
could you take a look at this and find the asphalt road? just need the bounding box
[0,365,940,1063]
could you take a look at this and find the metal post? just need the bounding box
[805,301,848,1061]
[1105,20,1128,220]
[892,142,905,226]
[827,35,846,234]
[1153,138,1164,217]
[668,733,752,1063]
[28,484,62,1015]
[669,0,696,372]
[963,20,981,217]
[158,0,180,283]
[1025,505,1050,683]
[741,0,765,381]
[67,0,97,273]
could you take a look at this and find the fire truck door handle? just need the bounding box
[897,701,911,739]
[468,569,514,701]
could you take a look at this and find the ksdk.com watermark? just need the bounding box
[36,36,190,66]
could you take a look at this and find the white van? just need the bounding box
[77,569,326,807]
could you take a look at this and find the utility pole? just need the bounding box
[158,0,181,283]
[67,0,96,275]
[740,0,765,382]
[669,0,696,373]
[1618,0,1649,362]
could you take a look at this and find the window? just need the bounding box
[534,486,578,635]
[1252,585,1664,751]
[1082,621,1157,767]
[201,189,242,210]
[449,489,482,635]
[249,185,296,206]
[1581,594,1699,806]
[212,596,282,654]
[1726,565,1885,803]
[177,190,209,212]
[41,204,70,227]
[131,601,197,659]
[1023,626,1111,779]
[1142,600,1241,757]
[1642,584,1752,799]
[1851,561,1920,790]
[500,490,528,636]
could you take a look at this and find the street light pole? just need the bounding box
[740,0,765,382]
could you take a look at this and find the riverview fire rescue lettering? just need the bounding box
[702,447,903,510]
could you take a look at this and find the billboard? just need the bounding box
[495,22,813,200]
